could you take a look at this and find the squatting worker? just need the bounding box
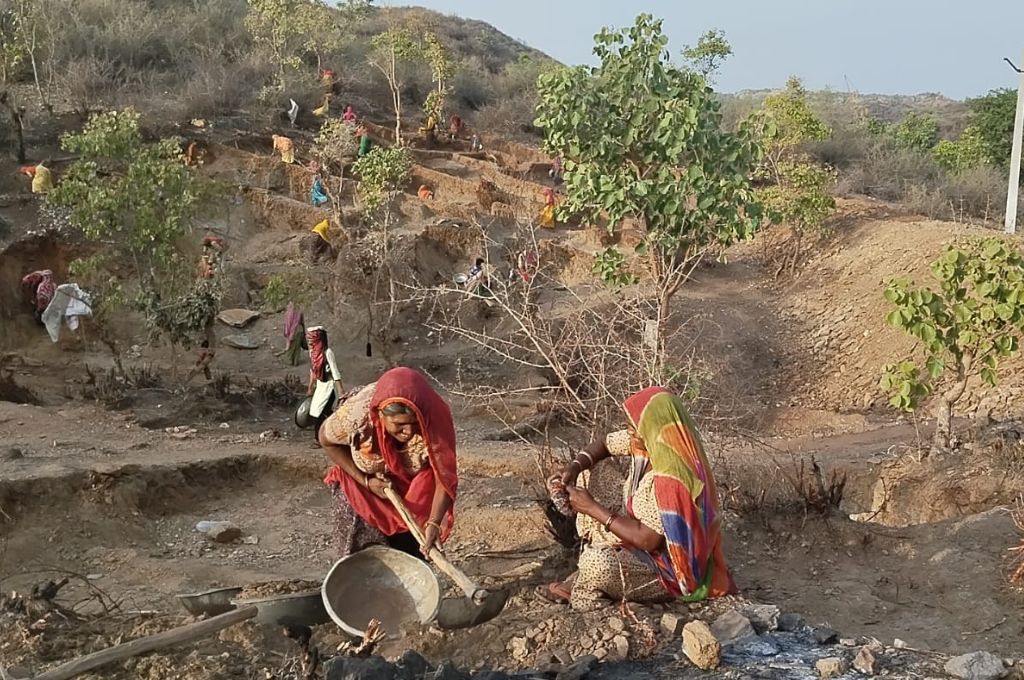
[540,387,735,609]
[319,367,458,560]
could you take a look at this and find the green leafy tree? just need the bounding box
[881,239,1024,453]
[966,88,1018,171]
[352,145,411,219]
[592,247,638,289]
[422,32,452,123]
[890,112,939,151]
[245,0,329,87]
[369,26,422,145]
[751,77,836,272]
[313,117,357,220]
[933,126,988,173]
[48,109,216,361]
[681,28,732,82]
[535,14,762,376]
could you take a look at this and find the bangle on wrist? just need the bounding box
[603,513,617,531]
[577,451,595,468]
[425,520,441,531]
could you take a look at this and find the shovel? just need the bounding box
[381,486,507,629]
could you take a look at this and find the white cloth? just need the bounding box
[41,283,92,343]
[309,348,341,417]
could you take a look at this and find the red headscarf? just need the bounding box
[334,367,459,538]
[307,327,328,381]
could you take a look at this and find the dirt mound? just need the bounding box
[768,201,1023,420]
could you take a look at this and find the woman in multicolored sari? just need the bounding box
[540,387,735,610]
[320,367,457,560]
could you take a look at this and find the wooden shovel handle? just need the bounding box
[381,485,486,602]
[33,606,257,680]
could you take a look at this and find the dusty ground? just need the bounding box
[3,113,1024,678]
[1,394,1023,677]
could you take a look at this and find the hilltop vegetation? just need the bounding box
[0,0,553,133]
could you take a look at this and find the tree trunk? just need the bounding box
[653,287,671,384]
[392,84,402,146]
[1,96,27,163]
[931,355,972,455]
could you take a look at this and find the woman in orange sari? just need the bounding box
[542,387,735,610]
[320,367,457,559]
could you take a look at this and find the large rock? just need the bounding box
[814,626,840,645]
[221,334,260,350]
[816,657,848,679]
[326,656,396,680]
[218,308,261,328]
[778,612,805,632]
[661,612,686,637]
[710,610,756,646]
[853,645,878,674]
[394,650,429,680]
[206,522,242,543]
[944,652,1006,680]
[682,620,721,670]
[740,604,781,633]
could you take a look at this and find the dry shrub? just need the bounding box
[246,375,304,407]
[837,144,940,201]
[410,224,717,437]
[786,456,846,516]
[472,96,542,140]
[58,57,130,119]
[174,53,274,120]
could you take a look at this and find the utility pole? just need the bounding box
[1006,51,1024,234]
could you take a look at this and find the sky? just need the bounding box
[399,0,1024,100]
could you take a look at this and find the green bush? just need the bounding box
[890,112,939,151]
[933,126,987,173]
[967,88,1017,169]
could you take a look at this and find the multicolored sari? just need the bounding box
[326,367,459,539]
[623,387,736,601]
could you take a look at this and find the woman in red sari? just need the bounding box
[320,367,457,559]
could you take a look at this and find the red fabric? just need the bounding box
[329,367,458,538]
[22,270,55,312]
[307,328,328,381]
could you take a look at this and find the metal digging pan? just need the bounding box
[177,587,243,617]
[322,545,441,638]
[231,588,331,627]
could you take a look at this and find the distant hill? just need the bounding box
[376,6,554,73]
[721,89,970,137]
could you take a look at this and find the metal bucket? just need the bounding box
[321,545,441,638]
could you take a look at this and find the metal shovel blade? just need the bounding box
[434,588,509,629]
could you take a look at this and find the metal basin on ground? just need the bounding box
[231,589,330,627]
[322,545,441,638]
[177,586,243,617]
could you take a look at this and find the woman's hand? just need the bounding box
[366,476,390,500]
[566,485,603,519]
[422,522,441,558]
[559,460,582,487]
